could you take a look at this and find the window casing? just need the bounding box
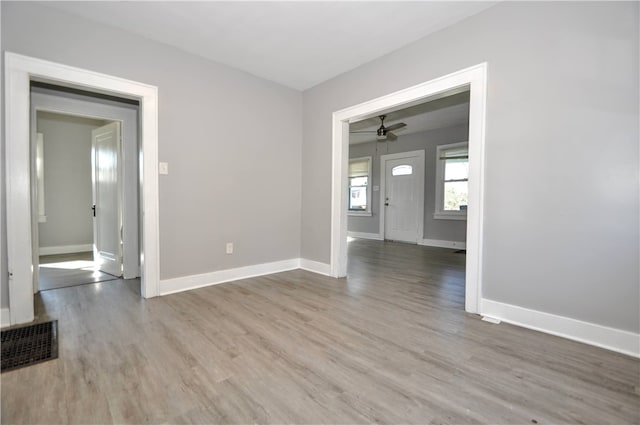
[348,156,372,216]
[434,142,468,220]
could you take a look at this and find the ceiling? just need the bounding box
[349,90,470,145]
[41,1,497,91]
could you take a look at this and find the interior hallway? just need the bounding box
[1,239,638,423]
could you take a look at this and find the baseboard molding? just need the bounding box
[299,259,332,276]
[160,258,301,296]
[347,231,383,241]
[481,299,640,358]
[419,239,466,249]
[39,244,92,256]
[1,308,11,328]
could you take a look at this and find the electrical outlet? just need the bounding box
[226,242,233,254]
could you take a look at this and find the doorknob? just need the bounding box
[92,205,96,217]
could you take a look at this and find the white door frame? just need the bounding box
[331,63,487,314]
[30,88,141,283]
[4,52,160,325]
[379,150,425,243]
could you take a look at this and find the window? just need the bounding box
[348,156,372,216]
[435,142,468,220]
[36,132,47,223]
[391,165,413,176]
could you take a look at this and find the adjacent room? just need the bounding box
[1,1,638,424]
[346,89,470,313]
[36,110,119,290]
[31,83,141,292]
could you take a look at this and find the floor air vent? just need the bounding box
[1,320,58,372]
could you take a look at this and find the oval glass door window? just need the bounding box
[391,164,413,176]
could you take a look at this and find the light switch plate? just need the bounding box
[159,162,169,175]
[373,185,380,192]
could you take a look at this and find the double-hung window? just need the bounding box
[348,156,372,216]
[434,142,468,220]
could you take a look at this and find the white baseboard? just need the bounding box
[160,258,300,296]
[347,231,383,241]
[299,259,332,276]
[481,299,640,358]
[1,308,10,328]
[39,244,92,256]
[419,239,466,249]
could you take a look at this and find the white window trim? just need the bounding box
[348,156,372,217]
[434,141,468,220]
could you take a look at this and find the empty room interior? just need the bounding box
[1,2,638,424]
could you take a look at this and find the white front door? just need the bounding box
[384,156,422,243]
[91,122,122,277]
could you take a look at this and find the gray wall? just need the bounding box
[302,2,639,332]
[1,0,303,298]
[349,124,468,242]
[2,2,638,335]
[37,112,107,249]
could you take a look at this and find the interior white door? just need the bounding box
[384,157,421,243]
[91,122,123,277]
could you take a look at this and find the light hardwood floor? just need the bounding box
[39,252,119,291]
[2,239,638,424]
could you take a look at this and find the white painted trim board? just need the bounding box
[39,244,93,256]
[299,259,332,276]
[347,231,383,241]
[482,299,640,358]
[161,259,300,296]
[419,239,466,249]
[161,258,333,296]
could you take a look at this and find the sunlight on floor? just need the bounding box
[39,260,96,271]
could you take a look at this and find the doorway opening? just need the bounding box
[5,52,160,326]
[34,110,122,291]
[331,63,487,314]
[30,83,141,294]
[346,90,470,308]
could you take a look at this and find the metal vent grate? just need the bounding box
[1,320,58,372]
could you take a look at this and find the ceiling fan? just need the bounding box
[350,115,407,141]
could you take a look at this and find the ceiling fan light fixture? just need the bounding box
[349,114,405,143]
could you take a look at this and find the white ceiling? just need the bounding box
[42,1,497,90]
[349,90,470,144]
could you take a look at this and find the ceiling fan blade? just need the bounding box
[350,130,377,134]
[387,132,398,141]
[385,123,406,132]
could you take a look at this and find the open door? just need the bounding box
[91,122,123,277]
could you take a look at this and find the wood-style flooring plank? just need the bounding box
[2,239,638,424]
